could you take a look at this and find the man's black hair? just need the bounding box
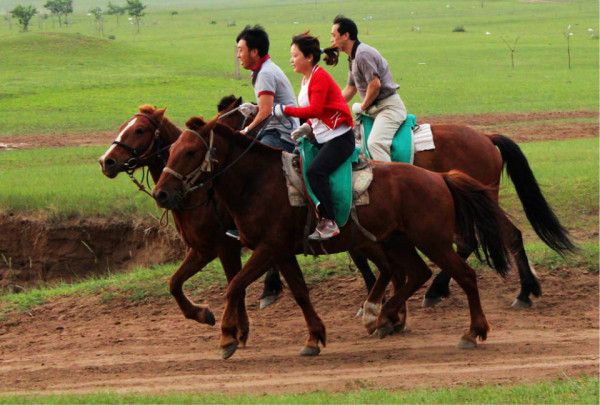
[236,25,270,57]
[333,15,358,41]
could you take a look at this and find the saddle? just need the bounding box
[281,140,372,227]
[359,113,436,162]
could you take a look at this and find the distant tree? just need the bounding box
[501,36,519,69]
[106,2,126,26]
[89,7,104,36]
[170,10,178,18]
[10,5,37,32]
[125,0,146,33]
[44,0,73,27]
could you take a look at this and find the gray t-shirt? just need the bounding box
[253,58,298,141]
[348,42,399,101]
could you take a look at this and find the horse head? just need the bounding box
[217,95,249,130]
[152,115,216,210]
[99,105,171,178]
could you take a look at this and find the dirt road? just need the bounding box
[0,266,597,395]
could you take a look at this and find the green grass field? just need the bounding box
[1,137,596,226]
[0,0,597,135]
[0,375,596,404]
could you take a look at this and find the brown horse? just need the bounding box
[98,99,260,346]
[152,116,512,359]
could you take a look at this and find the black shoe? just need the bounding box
[225,229,240,240]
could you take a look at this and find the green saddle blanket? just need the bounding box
[361,113,417,163]
[297,137,360,227]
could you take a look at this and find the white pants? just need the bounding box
[366,93,407,162]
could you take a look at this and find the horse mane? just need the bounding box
[195,117,282,156]
[218,95,242,113]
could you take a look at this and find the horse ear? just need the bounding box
[155,107,166,119]
[235,97,242,106]
[185,116,206,131]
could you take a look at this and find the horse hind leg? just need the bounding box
[422,242,472,308]
[425,246,490,348]
[375,246,432,339]
[259,266,284,309]
[505,218,542,309]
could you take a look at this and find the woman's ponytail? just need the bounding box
[323,46,340,66]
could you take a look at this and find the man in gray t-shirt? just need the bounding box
[330,15,407,162]
[236,25,298,151]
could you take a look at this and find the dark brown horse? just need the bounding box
[354,123,575,308]
[152,116,513,359]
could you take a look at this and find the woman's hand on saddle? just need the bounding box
[291,123,312,141]
[239,103,258,118]
[272,103,287,119]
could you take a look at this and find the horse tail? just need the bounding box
[442,170,511,277]
[489,134,576,255]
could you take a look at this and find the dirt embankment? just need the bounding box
[0,214,184,288]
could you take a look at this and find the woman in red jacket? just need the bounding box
[274,32,355,240]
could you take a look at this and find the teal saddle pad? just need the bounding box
[297,137,360,227]
[361,113,416,163]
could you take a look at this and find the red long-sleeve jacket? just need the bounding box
[284,66,353,130]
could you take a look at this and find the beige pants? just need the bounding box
[365,93,407,162]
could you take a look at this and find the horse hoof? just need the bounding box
[375,324,395,339]
[259,293,280,310]
[299,345,320,356]
[221,342,239,359]
[204,309,216,326]
[392,323,407,334]
[422,296,442,308]
[511,298,532,309]
[355,307,364,318]
[457,336,477,349]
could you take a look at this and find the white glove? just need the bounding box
[351,102,363,115]
[272,103,286,119]
[238,102,258,118]
[291,123,312,140]
[240,126,250,135]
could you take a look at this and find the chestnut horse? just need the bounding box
[153,116,512,359]
[98,99,263,346]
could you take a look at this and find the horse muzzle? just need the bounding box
[99,156,122,178]
[152,187,183,210]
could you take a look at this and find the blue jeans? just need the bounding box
[257,128,295,152]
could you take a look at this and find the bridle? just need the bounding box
[112,112,171,173]
[161,110,269,199]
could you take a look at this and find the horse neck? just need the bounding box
[148,117,182,183]
[212,136,282,213]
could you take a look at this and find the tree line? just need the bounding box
[9,0,146,33]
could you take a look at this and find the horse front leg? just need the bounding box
[216,240,250,347]
[220,246,272,359]
[276,254,327,357]
[169,248,216,325]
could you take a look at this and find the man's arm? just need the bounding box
[342,84,357,102]
[360,76,380,111]
[244,93,274,133]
